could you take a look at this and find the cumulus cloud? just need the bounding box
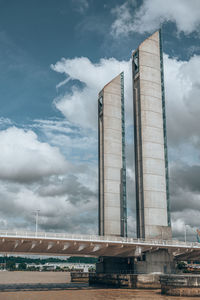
[111,0,200,36]
[50,53,200,239]
[0,127,68,183]
[32,118,98,166]
[171,163,200,195]
[0,119,100,234]
[172,210,200,241]
[38,174,97,204]
[51,57,132,129]
[51,54,200,148]
[0,121,98,233]
[0,50,199,238]
[0,179,98,234]
[163,54,200,240]
[165,54,200,147]
[169,160,200,241]
[0,151,98,234]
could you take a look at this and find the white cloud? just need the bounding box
[0,124,98,234]
[51,53,200,239]
[1,51,200,238]
[32,119,74,135]
[163,54,200,240]
[51,57,132,129]
[51,53,200,150]
[164,54,200,148]
[111,0,200,36]
[172,210,200,241]
[56,77,71,89]
[32,118,98,165]
[0,168,98,234]
[0,127,68,182]
[0,117,12,126]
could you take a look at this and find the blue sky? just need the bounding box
[0,0,200,240]
[1,0,199,122]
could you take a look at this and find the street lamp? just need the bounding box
[185,224,188,243]
[34,210,40,235]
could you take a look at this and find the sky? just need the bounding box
[0,0,200,241]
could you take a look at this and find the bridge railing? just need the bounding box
[0,230,199,248]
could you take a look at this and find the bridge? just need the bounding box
[0,230,200,261]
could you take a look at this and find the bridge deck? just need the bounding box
[0,230,200,260]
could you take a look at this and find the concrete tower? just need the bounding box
[98,72,127,237]
[132,30,171,240]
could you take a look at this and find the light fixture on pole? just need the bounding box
[185,224,188,243]
[34,210,40,235]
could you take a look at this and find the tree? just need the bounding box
[177,261,186,270]
[18,262,27,270]
[6,260,16,271]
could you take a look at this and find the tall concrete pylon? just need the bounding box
[132,30,172,240]
[98,72,127,237]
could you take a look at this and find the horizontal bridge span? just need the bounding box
[0,230,200,259]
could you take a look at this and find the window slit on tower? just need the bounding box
[133,51,139,74]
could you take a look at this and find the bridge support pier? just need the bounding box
[92,250,175,289]
[96,250,174,275]
[96,257,134,273]
[135,249,175,274]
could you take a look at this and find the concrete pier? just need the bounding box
[134,249,175,274]
[89,273,161,289]
[71,272,90,283]
[160,274,200,296]
[96,257,134,274]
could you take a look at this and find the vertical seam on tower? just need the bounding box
[120,72,127,237]
[98,94,101,235]
[159,29,171,227]
[133,50,145,239]
[132,49,145,238]
[102,94,105,235]
[133,86,139,238]
[138,69,145,239]
[98,92,104,235]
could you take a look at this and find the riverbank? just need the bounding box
[0,288,197,300]
[0,271,197,299]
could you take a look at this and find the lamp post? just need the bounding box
[185,224,188,243]
[34,210,40,235]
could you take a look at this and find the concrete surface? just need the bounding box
[132,30,171,240]
[89,273,161,289]
[98,73,126,236]
[160,274,200,296]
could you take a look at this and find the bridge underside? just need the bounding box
[175,250,200,261]
[0,231,200,261]
[0,236,137,257]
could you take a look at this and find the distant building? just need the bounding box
[26,262,95,272]
[132,30,171,240]
[98,73,127,237]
